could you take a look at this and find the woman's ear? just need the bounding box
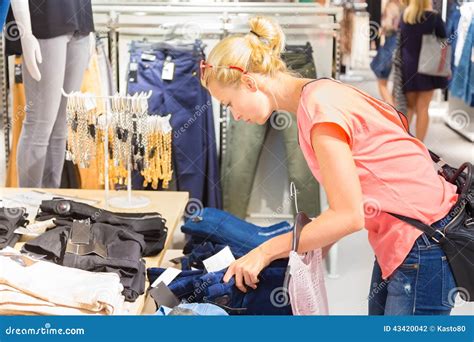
[241,74,259,92]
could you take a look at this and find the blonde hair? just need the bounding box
[402,0,431,24]
[201,16,288,88]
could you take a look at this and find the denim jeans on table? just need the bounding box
[368,210,458,315]
[181,208,292,253]
[127,40,221,208]
[156,303,228,316]
[180,240,289,271]
[147,266,292,315]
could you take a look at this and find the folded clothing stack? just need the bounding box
[179,208,291,271]
[146,208,293,315]
[0,207,28,250]
[181,208,292,251]
[147,267,291,315]
[0,252,125,315]
[22,220,146,302]
[36,199,168,257]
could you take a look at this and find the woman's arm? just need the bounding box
[224,123,365,292]
[260,122,365,261]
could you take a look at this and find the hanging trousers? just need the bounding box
[221,43,321,218]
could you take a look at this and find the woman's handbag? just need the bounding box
[418,29,452,77]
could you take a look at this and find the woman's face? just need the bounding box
[207,75,274,125]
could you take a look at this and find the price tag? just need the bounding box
[128,62,138,83]
[141,53,156,62]
[150,267,181,288]
[162,56,175,81]
[203,246,235,272]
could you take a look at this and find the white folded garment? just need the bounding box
[0,252,125,315]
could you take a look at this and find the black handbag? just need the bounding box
[387,109,474,302]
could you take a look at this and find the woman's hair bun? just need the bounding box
[248,16,285,56]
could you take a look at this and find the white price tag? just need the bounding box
[150,267,181,288]
[141,53,156,62]
[162,61,175,81]
[203,246,235,273]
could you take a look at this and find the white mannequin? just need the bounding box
[10,0,42,81]
[11,0,95,188]
[10,0,95,81]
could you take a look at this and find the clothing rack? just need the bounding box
[1,35,9,167]
[89,2,344,179]
[1,2,343,182]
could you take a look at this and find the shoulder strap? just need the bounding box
[391,104,443,165]
[387,212,439,240]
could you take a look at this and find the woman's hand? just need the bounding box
[223,245,272,292]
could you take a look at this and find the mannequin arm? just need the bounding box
[11,0,42,81]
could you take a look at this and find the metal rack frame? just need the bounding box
[1,2,343,173]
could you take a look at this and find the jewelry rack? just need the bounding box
[61,89,154,209]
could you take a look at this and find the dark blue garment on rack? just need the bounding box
[446,3,462,76]
[450,21,474,106]
[128,41,222,209]
[0,0,9,27]
[147,267,292,315]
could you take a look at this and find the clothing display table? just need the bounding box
[0,188,189,315]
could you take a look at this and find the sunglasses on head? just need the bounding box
[199,60,247,80]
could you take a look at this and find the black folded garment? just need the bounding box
[35,199,168,257]
[0,207,28,249]
[22,219,146,302]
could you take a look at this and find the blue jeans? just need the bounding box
[0,0,9,27]
[127,41,221,208]
[181,208,292,252]
[181,240,288,271]
[450,21,474,106]
[368,231,457,315]
[147,267,292,315]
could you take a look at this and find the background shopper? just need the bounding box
[370,0,403,105]
[400,0,448,142]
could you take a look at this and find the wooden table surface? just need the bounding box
[0,187,189,315]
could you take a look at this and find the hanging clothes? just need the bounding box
[450,19,474,106]
[221,43,321,219]
[449,3,474,106]
[127,40,222,209]
[0,0,9,28]
[446,2,462,74]
[5,57,26,188]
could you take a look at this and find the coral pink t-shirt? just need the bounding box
[297,78,458,279]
